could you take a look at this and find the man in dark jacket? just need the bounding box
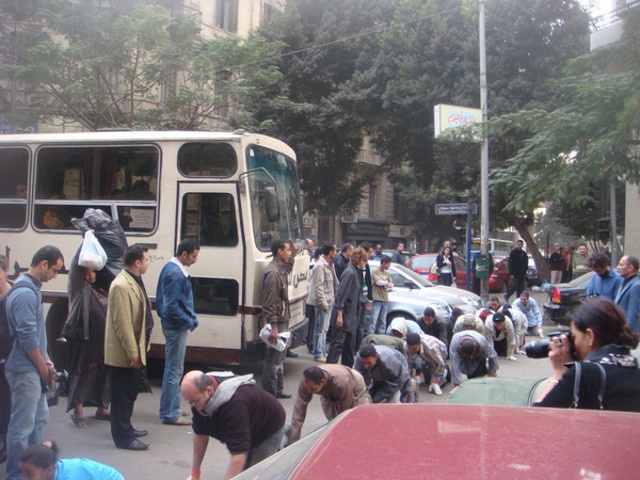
[260,239,296,398]
[181,370,285,480]
[354,344,414,403]
[333,243,353,280]
[505,240,528,303]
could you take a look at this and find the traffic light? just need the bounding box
[598,218,610,242]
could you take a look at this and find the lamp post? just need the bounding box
[479,0,490,302]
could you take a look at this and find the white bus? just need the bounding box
[0,130,309,366]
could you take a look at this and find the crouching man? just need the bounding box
[289,365,370,443]
[181,370,285,480]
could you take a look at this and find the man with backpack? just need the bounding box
[3,245,64,480]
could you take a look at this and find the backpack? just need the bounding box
[0,282,36,364]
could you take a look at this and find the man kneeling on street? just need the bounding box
[181,370,285,480]
[354,344,414,403]
[404,332,448,396]
[450,330,498,388]
[289,365,370,443]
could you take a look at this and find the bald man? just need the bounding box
[181,371,285,480]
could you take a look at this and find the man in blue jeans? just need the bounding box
[157,238,200,426]
[5,245,63,480]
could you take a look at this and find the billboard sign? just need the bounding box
[434,104,482,139]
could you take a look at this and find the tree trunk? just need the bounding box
[513,219,549,283]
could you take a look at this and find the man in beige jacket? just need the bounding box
[105,244,152,451]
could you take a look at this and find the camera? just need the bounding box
[525,331,572,359]
[45,369,69,407]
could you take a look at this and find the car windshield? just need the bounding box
[409,256,436,269]
[391,263,434,287]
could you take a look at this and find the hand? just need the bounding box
[365,301,372,311]
[487,373,497,378]
[335,312,343,329]
[322,305,329,313]
[547,334,572,375]
[130,357,142,368]
[268,324,279,345]
[288,238,299,256]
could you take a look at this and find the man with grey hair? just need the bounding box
[615,255,640,332]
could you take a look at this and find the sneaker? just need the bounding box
[429,383,443,396]
[162,416,192,426]
[314,356,327,363]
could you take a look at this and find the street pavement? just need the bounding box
[1,291,556,480]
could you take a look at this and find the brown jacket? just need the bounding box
[290,364,369,442]
[104,270,148,368]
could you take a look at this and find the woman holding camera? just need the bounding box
[534,297,640,411]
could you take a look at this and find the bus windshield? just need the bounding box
[246,144,303,251]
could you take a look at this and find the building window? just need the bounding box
[394,191,411,224]
[262,3,276,23]
[216,0,238,33]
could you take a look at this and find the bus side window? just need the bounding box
[0,147,29,230]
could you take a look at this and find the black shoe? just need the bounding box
[0,445,6,463]
[276,392,292,399]
[118,439,148,451]
[133,429,148,438]
[286,350,298,358]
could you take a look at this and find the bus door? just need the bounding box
[176,182,244,364]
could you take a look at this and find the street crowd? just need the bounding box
[1,234,640,479]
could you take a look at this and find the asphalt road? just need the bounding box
[1,291,556,480]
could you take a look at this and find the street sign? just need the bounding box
[434,203,478,215]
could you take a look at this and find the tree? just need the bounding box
[0,0,282,130]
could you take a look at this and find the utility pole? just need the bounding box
[479,0,490,301]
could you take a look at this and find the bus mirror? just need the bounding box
[265,187,280,222]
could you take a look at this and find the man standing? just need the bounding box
[615,256,640,331]
[326,247,368,367]
[513,292,544,338]
[333,243,353,280]
[483,312,516,360]
[355,243,374,349]
[372,244,384,261]
[308,244,338,362]
[450,330,498,387]
[5,246,63,480]
[181,370,285,480]
[505,240,528,303]
[548,244,564,284]
[572,244,591,279]
[416,307,449,348]
[587,253,623,300]
[390,242,405,265]
[369,255,393,335]
[261,239,297,399]
[157,238,200,426]
[354,344,414,403]
[289,365,370,443]
[404,332,448,396]
[105,244,152,451]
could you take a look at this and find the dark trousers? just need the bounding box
[326,327,356,367]
[494,338,507,357]
[0,364,10,444]
[505,275,526,302]
[354,306,368,353]
[261,346,285,396]
[110,366,141,447]
[305,304,315,353]
[468,360,488,379]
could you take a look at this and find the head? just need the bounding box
[321,243,336,260]
[578,244,588,256]
[442,246,451,257]
[380,255,392,270]
[444,240,452,250]
[79,266,96,285]
[492,312,506,331]
[478,308,492,323]
[617,256,639,280]
[569,297,638,361]
[516,239,524,250]
[519,291,530,306]
[305,239,315,253]
[350,247,369,269]
[396,242,404,252]
[124,244,150,276]
[313,247,322,261]
[450,307,465,323]
[359,242,373,259]
[341,243,354,259]
[29,246,64,283]
[590,253,611,278]
[462,313,476,330]
[0,254,9,283]
[375,244,383,255]
[181,370,215,413]
[358,344,379,370]
[489,297,501,312]
[458,336,483,359]
[405,332,422,355]
[302,366,326,394]
[176,238,200,267]
[422,307,436,326]
[19,442,58,480]
[271,239,291,264]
